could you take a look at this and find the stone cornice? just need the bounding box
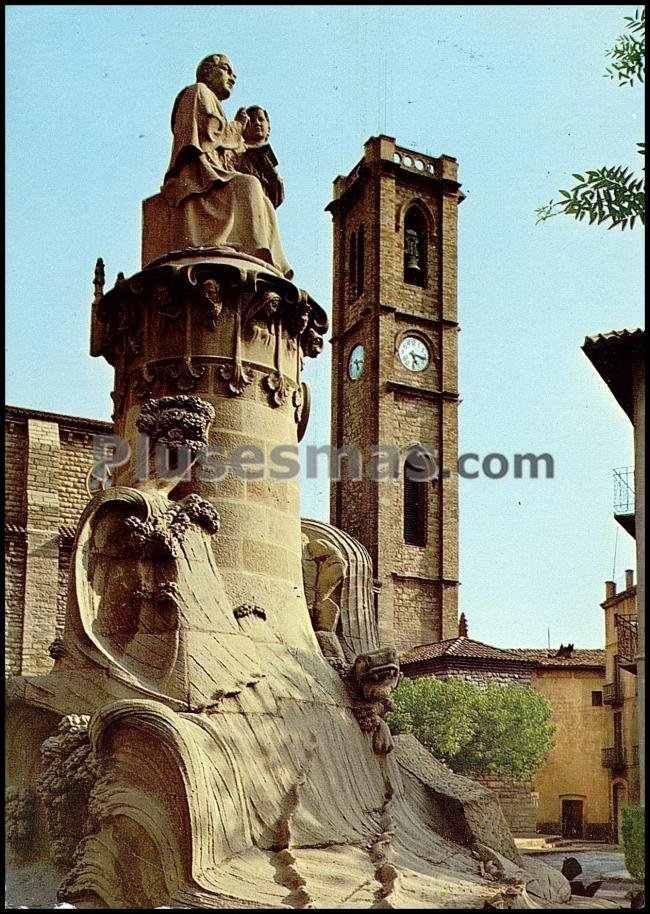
[5,405,113,434]
[380,304,459,330]
[385,380,459,402]
[329,308,373,344]
[391,572,459,585]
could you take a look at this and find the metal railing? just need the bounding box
[602,746,627,769]
[613,466,635,514]
[615,614,638,669]
[603,680,623,706]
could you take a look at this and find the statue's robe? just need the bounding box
[236,143,285,209]
[162,82,292,277]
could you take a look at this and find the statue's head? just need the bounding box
[353,648,400,702]
[243,106,270,146]
[196,53,236,100]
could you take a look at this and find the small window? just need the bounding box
[403,449,430,546]
[403,206,427,287]
[592,690,603,707]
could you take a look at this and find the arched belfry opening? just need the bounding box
[355,224,365,297]
[403,206,428,287]
[403,447,431,547]
[348,226,365,299]
[349,228,357,296]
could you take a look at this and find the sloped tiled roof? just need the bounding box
[401,637,535,666]
[508,648,606,669]
[401,639,606,670]
[582,328,645,420]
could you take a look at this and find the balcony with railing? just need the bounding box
[603,679,623,706]
[615,614,638,673]
[613,466,635,537]
[602,745,627,770]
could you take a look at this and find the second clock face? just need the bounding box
[398,335,430,372]
[348,344,365,380]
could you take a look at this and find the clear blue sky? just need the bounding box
[6,5,643,648]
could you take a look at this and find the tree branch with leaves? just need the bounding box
[536,8,645,230]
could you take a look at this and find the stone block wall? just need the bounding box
[4,407,112,676]
[474,775,538,837]
[434,665,533,688]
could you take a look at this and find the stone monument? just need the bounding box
[6,55,588,908]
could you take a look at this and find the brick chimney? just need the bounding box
[625,569,634,590]
[605,580,616,600]
[458,612,468,638]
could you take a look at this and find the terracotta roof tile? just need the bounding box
[507,648,605,668]
[400,639,606,670]
[401,637,534,666]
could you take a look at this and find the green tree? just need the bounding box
[536,8,645,230]
[387,676,554,781]
[621,806,645,879]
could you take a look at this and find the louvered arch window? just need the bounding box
[403,449,429,546]
[356,224,365,297]
[349,229,357,295]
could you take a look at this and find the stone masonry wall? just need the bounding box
[473,775,538,837]
[4,407,112,676]
[434,665,533,688]
[4,536,26,676]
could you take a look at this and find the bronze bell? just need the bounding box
[404,227,421,274]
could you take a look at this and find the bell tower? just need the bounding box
[326,135,463,651]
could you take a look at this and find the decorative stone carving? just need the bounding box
[233,603,267,621]
[351,648,400,756]
[301,519,380,663]
[136,394,215,452]
[197,278,222,328]
[220,296,254,396]
[368,782,400,905]
[5,786,37,860]
[37,715,98,870]
[125,494,221,558]
[49,637,66,660]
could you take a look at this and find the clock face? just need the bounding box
[398,335,430,372]
[348,344,365,380]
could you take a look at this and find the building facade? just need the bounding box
[601,571,639,841]
[508,647,609,840]
[327,135,462,651]
[583,327,645,808]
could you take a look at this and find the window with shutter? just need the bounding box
[403,451,429,546]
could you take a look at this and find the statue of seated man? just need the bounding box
[236,106,285,209]
[159,54,292,277]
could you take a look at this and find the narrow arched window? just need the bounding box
[403,207,427,287]
[349,229,357,296]
[403,448,429,546]
[356,224,365,297]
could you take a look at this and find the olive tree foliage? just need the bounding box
[536,8,645,230]
[387,676,554,782]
